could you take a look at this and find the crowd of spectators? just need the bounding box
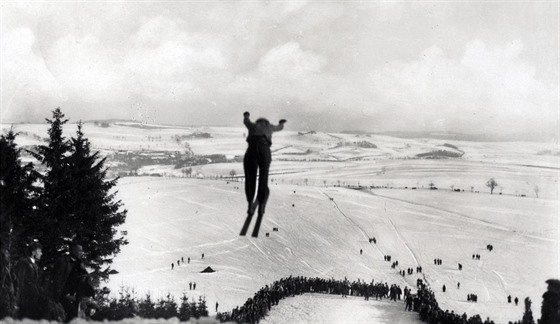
[215,276,502,324]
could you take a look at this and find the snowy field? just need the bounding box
[2,121,558,323]
[107,176,557,323]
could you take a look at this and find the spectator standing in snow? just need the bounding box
[15,241,44,319]
[541,279,560,324]
[52,243,94,321]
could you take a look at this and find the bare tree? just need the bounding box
[486,178,498,194]
[429,181,435,189]
[533,184,540,198]
[229,169,236,181]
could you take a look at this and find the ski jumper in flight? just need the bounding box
[240,111,286,237]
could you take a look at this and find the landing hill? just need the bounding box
[2,121,558,323]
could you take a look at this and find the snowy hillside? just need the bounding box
[2,121,558,322]
[108,177,557,323]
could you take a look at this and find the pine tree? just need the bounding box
[28,108,72,269]
[0,128,39,318]
[161,294,178,318]
[522,297,534,324]
[197,296,208,317]
[178,294,191,321]
[65,121,127,278]
[0,128,39,259]
[138,293,155,318]
[189,298,198,319]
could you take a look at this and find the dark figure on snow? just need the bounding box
[457,282,460,289]
[360,249,363,255]
[193,282,197,290]
[458,263,462,270]
[405,294,413,311]
[541,279,560,324]
[508,295,512,303]
[202,253,205,259]
[242,111,286,237]
[15,241,44,319]
[52,243,94,321]
[188,257,190,264]
[177,260,180,266]
[514,297,519,305]
[442,284,446,292]
[171,263,174,270]
[181,257,184,262]
[216,301,219,312]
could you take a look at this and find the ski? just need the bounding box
[251,213,264,237]
[240,199,259,236]
[251,190,268,237]
[239,212,253,236]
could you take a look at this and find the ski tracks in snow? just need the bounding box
[386,216,421,268]
[320,190,374,246]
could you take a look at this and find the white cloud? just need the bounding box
[1,27,65,122]
[368,40,558,134]
[124,16,229,101]
[47,33,125,102]
[258,41,326,78]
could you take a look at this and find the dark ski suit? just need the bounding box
[243,114,285,216]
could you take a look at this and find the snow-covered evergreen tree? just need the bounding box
[66,121,127,279]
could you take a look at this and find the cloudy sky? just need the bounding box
[1,1,558,136]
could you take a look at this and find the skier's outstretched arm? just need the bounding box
[243,111,254,128]
[273,119,287,132]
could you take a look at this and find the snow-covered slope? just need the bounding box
[108,177,557,323]
[3,122,558,322]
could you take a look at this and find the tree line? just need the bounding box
[0,108,127,319]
